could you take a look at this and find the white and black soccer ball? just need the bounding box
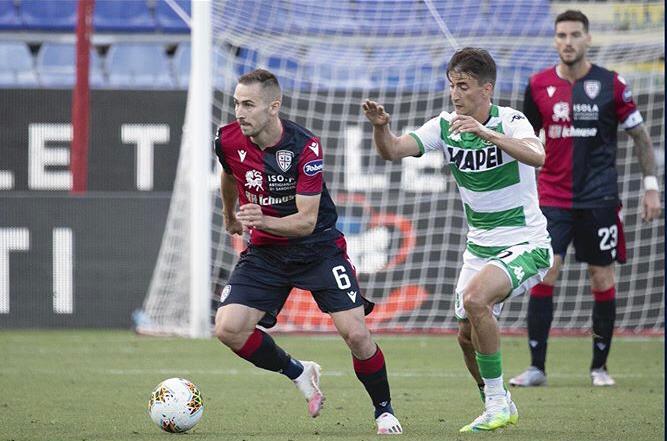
[148,377,204,433]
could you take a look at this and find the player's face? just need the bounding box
[448,72,492,116]
[233,83,277,137]
[554,21,590,66]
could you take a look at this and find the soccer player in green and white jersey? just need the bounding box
[362,47,553,433]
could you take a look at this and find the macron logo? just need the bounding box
[547,86,556,98]
[238,150,247,162]
[308,141,319,156]
[347,291,357,303]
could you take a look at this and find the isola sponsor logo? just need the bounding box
[303,159,323,176]
[447,145,504,171]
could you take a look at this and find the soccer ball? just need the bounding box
[148,378,204,433]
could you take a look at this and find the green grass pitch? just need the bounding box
[1,331,663,441]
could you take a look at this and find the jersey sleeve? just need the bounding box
[613,73,643,130]
[409,112,449,155]
[502,109,541,141]
[213,128,232,174]
[296,136,323,195]
[522,82,542,134]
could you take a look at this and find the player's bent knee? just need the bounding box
[342,327,373,353]
[462,292,488,317]
[214,319,245,348]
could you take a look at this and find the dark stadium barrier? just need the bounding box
[0,89,185,328]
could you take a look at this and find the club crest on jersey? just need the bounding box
[276,150,294,172]
[552,102,570,122]
[584,80,601,99]
[303,159,323,176]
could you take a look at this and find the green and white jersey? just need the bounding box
[409,104,549,251]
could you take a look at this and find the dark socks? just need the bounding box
[234,328,304,379]
[353,345,393,418]
[591,288,616,370]
[527,283,554,372]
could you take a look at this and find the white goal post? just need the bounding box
[139,0,664,337]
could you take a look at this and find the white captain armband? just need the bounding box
[621,110,643,130]
[643,176,659,192]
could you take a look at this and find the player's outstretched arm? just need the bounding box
[362,99,420,160]
[627,124,662,221]
[221,171,243,235]
[237,194,321,237]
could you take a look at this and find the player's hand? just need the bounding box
[362,100,391,127]
[641,189,661,222]
[237,203,265,231]
[224,216,243,236]
[450,114,493,139]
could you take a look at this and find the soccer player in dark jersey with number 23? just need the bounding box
[510,10,661,388]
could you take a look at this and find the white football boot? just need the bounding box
[509,366,547,387]
[590,368,616,386]
[292,361,325,417]
[376,412,403,435]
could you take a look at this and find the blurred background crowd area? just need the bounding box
[0,0,663,91]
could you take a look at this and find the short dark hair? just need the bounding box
[555,10,589,32]
[237,68,282,100]
[446,47,496,86]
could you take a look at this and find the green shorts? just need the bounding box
[454,241,553,320]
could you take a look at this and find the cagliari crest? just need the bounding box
[276,150,294,172]
[584,80,601,100]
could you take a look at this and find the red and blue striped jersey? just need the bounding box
[214,119,340,246]
[524,64,642,208]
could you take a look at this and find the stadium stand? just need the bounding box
[93,0,155,33]
[172,42,190,88]
[0,41,37,86]
[21,0,77,30]
[36,42,105,87]
[0,0,21,30]
[155,0,190,33]
[106,43,173,88]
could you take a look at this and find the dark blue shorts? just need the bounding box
[542,206,627,265]
[218,236,374,328]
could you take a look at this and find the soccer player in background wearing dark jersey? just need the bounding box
[212,69,402,435]
[509,10,661,388]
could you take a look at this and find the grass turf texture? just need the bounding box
[1,331,663,441]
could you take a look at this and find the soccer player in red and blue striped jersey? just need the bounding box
[213,69,402,434]
[510,10,661,388]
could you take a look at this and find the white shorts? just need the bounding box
[454,242,554,320]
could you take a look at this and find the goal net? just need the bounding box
[139,0,664,337]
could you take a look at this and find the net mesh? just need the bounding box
[140,0,664,335]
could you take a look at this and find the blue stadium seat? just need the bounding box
[94,0,155,32]
[302,45,371,90]
[173,42,190,88]
[106,43,174,88]
[37,43,105,88]
[0,0,21,30]
[21,0,77,31]
[487,0,552,37]
[155,0,190,33]
[0,42,38,86]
